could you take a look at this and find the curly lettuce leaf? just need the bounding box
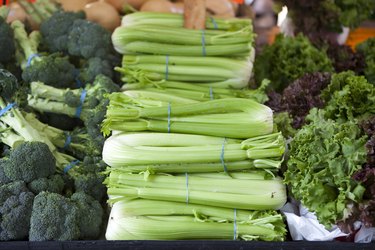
[356,37,375,84]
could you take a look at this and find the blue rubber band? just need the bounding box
[167,103,171,133]
[63,160,79,174]
[75,89,87,118]
[165,55,169,80]
[210,16,218,29]
[26,54,40,67]
[209,87,214,100]
[0,103,15,117]
[201,30,206,56]
[74,69,83,88]
[185,172,189,204]
[63,133,72,150]
[220,138,229,174]
[233,208,237,240]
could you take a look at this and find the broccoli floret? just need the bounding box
[79,57,113,84]
[29,191,80,241]
[0,181,34,240]
[0,69,20,102]
[70,192,103,239]
[0,159,11,185]
[68,19,112,60]
[29,191,103,241]
[72,156,107,202]
[40,11,85,53]
[0,17,16,64]
[4,141,56,183]
[22,54,76,88]
[28,174,65,194]
[11,20,77,88]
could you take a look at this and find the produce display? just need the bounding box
[0,0,374,245]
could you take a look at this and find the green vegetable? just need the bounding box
[103,132,285,172]
[102,94,274,139]
[0,181,34,241]
[27,174,65,195]
[29,191,103,241]
[254,34,333,92]
[106,199,286,241]
[356,37,375,84]
[0,17,15,64]
[106,171,287,211]
[285,109,367,227]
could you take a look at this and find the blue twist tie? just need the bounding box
[201,30,206,56]
[185,173,189,204]
[210,16,218,29]
[63,133,72,150]
[74,69,83,88]
[165,55,169,80]
[75,89,87,118]
[63,160,79,174]
[233,208,237,240]
[167,103,171,133]
[26,54,40,67]
[0,103,15,117]
[220,138,229,174]
[209,87,214,100]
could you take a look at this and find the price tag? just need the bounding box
[231,0,244,3]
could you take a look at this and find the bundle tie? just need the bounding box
[0,103,16,117]
[185,172,189,204]
[201,30,206,56]
[63,160,79,174]
[165,55,169,80]
[209,87,214,100]
[73,69,83,88]
[26,54,40,67]
[75,89,87,118]
[63,133,72,150]
[233,208,237,240]
[210,16,218,29]
[220,138,229,174]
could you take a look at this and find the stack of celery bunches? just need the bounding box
[103,12,287,241]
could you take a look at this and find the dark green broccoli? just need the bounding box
[79,57,114,84]
[70,192,104,239]
[11,20,76,88]
[0,181,34,240]
[29,191,80,241]
[27,174,65,194]
[0,69,20,102]
[71,156,107,202]
[29,191,104,241]
[254,34,333,92]
[67,19,113,60]
[0,159,11,185]
[40,11,85,53]
[3,141,56,183]
[0,17,16,64]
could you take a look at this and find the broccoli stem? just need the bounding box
[0,97,75,169]
[11,21,41,69]
[30,81,72,102]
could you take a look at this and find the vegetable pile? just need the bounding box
[0,8,121,241]
[104,12,287,241]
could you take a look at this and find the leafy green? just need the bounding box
[356,37,375,84]
[254,34,333,92]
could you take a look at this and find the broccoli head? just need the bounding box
[40,11,85,53]
[0,17,16,64]
[22,54,76,88]
[28,174,65,195]
[79,57,113,84]
[0,181,34,240]
[70,192,104,239]
[0,159,11,185]
[29,191,80,241]
[0,69,20,102]
[67,19,113,60]
[72,156,107,202]
[4,141,56,183]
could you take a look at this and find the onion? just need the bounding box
[60,0,96,12]
[206,0,236,18]
[84,1,121,31]
[6,3,28,23]
[140,0,181,13]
